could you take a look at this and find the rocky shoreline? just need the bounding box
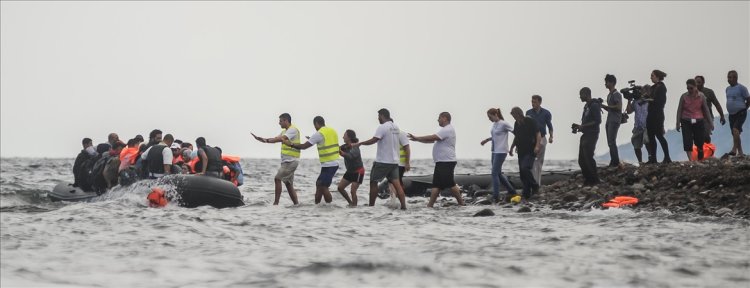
[468,156,750,219]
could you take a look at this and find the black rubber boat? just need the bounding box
[50,174,244,208]
[383,170,576,197]
[158,174,244,208]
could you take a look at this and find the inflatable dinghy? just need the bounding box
[383,170,576,197]
[156,174,244,208]
[49,182,98,202]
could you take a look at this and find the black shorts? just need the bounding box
[432,161,457,189]
[343,167,365,184]
[398,166,406,181]
[729,110,747,133]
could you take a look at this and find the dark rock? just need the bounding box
[562,194,578,203]
[473,190,492,198]
[473,198,492,205]
[582,199,604,210]
[473,208,495,217]
[517,206,531,213]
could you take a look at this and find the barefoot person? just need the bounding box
[351,108,409,210]
[284,116,341,205]
[251,113,300,205]
[408,112,465,208]
[338,129,364,206]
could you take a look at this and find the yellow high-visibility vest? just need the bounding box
[281,124,301,158]
[317,126,340,163]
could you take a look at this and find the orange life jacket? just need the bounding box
[221,154,241,186]
[119,147,140,165]
[147,187,168,208]
[173,154,184,165]
[689,143,716,161]
[187,157,200,174]
[602,196,639,208]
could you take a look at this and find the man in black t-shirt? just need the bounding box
[509,107,541,201]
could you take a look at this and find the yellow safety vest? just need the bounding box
[316,126,340,163]
[399,131,408,166]
[280,124,301,158]
[399,145,407,166]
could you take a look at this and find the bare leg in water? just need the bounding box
[427,185,464,208]
[336,179,354,206]
[284,180,299,205]
[315,185,333,204]
[369,179,406,209]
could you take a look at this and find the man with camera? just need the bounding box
[601,74,623,168]
[625,84,651,164]
[572,87,602,186]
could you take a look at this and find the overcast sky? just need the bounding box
[1,1,748,160]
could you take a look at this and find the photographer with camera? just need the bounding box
[625,83,651,163]
[572,87,602,186]
[601,74,623,167]
[646,69,672,164]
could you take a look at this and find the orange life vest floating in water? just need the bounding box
[689,143,716,161]
[147,187,168,208]
[602,196,639,208]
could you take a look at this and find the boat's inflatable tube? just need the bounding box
[158,174,244,208]
[49,182,98,202]
[385,170,576,197]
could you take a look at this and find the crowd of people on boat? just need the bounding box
[72,130,243,195]
[72,69,749,208]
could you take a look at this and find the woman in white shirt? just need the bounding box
[480,108,517,202]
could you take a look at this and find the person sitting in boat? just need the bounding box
[73,137,96,189]
[118,138,142,186]
[102,141,126,189]
[220,153,244,186]
[141,134,177,179]
[194,137,223,178]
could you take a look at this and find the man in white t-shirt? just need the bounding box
[251,113,301,205]
[351,108,409,210]
[284,116,345,205]
[408,112,465,208]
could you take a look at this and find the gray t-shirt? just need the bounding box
[606,90,623,123]
[433,124,457,162]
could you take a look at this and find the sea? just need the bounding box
[1,158,749,288]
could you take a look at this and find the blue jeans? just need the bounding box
[491,153,516,199]
[518,153,537,199]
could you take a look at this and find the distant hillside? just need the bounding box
[597,115,750,162]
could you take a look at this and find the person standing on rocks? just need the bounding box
[572,87,602,186]
[509,107,541,201]
[525,95,554,186]
[725,70,750,156]
[695,75,726,144]
[626,84,650,164]
[409,112,465,208]
[601,74,623,167]
[481,108,517,203]
[676,79,714,160]
[646,69,672,164]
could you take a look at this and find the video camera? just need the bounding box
[620,80,644,101]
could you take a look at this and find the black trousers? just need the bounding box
[578,133,599,184]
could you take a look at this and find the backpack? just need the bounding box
[87,155,111,195]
